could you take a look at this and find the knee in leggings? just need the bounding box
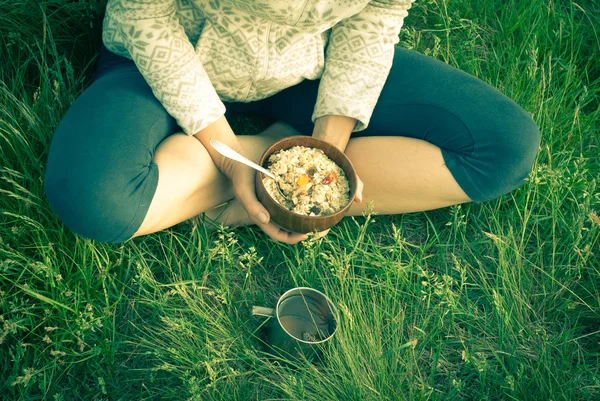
[446,104,541,203]
[472,108,540,202]
[44,129,158,243]
[43,68,177,242]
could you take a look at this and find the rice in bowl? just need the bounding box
[262,146,351,216]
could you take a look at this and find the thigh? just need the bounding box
[44,55,179,242]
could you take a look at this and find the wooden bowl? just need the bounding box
[256,136,358,234]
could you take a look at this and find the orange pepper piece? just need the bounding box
[297,174,311,187]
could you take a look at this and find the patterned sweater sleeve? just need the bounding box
[312,0,414,132]
[102,0,225,134]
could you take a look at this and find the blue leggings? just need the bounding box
[44,46,540,242]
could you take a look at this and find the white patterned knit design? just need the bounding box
[102,0,413,134]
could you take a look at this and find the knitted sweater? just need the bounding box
[102,0,414,134]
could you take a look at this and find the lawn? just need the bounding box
[1,0,599,400]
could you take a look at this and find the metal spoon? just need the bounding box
[209,138,287,198]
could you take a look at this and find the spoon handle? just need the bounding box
[210,138,275,179]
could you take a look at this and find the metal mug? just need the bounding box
[252,287,339,360]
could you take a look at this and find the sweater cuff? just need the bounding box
[312,58,391,132]
[312,86,377,133]
[177,96,226,135]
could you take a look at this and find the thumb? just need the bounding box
[235,178,270,225]
[354,175,364,203]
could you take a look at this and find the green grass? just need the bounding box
[1,0,599,399]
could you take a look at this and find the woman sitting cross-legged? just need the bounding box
[44,0,540,244]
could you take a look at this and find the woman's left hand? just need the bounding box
[311,115,363,205]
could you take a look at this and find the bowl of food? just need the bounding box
[255,136,358,234]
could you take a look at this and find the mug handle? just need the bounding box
[252,306,276,318]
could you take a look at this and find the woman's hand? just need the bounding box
[312,115,364,204]
[194,117,307,244]
[229,162,303,243]
[230,162,332,244]
[195,116,338,244]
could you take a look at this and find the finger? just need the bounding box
[354,176,364,203]
[297,229,330,242]
[317,229,330,239]
[259,222,308,244]
[234,171,270,225]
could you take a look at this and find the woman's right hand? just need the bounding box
[195,116,326,244]
[229,162,311,244]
